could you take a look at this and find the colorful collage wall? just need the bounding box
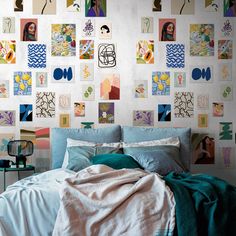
[0,0,235,179]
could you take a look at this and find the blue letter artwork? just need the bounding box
[191,66,212,82]
[52,66,74,82]
[28,44,46,68]
[20,104,32,122]
[166,44,185,68]
[158,104,171,122]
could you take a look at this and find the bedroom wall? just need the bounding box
[0,0,235,192]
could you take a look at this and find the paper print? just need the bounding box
[51,65,75,83]
[14,72,32,95]
[0,133,15,156]
[141,17,153,33]
[159,19,176,41]
[20,104,33,122]
[158,104,171,122]
[166,44,185,68]
[153,0,162,11]
[51,24,76,56]
[191,133,215,164]
[98,102,114,124]
[219,122,233,140]
[218,40,233,59]
[14,0,23,12]
[174,92,194,118]
[85,0,106,17]
[136,40,154,64]
[0,40,16,64]
[80,40,94,59]
[133,110,154,127]
[219,63,232,81]
[220,84,233,101]
[198,114,208,128]
[36,92,55,118]
[59,114,70,128]
[190,65,213,83]
[81,122,94,128]
[36,72,48,87]
[134,80,148,98]
[212,102,224,117]
[171,0,195,15]
[98,22,112,39]
[220,19,234,37]
[20,19,38,41]
[218,147,235,168]
[32,0,56,14]
[197,94,209,109]
[224,0,236,17]
[66,0,81,12]
[204,0,219,11]
[152,72,170,96]
[0,110,15,126]
[2,17,15,33]
[190,24,214,56]
[0,80,9,98]
[98,43,116,67]
[82,84,95,101]
[82,19,95,37]
[28,44,46,68]
[74,102,85,117]
[174,72,186,88]
[80,63,94,81]
[59,94,71,110]
[100,74,120,100]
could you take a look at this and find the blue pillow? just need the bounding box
[123,145,184,175]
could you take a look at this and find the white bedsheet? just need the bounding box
[0,168,75,236]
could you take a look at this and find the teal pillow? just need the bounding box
[90,153,143,170]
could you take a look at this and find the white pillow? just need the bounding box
[62,138,121,168]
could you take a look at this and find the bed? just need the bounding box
[0,125,236,236]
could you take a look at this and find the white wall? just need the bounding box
[0,0,236,192]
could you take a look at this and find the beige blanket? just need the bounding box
[53,165,175,236]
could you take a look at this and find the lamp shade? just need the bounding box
[7,140,34,157]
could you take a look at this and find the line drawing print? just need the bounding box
[98,43,116,68]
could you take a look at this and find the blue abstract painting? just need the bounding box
[51,65,75,83]
[20,104,33,122]
[158,104,171,122]
[28,44,46,68]
[166,44,185,68]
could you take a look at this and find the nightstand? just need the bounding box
[0,165,35,191]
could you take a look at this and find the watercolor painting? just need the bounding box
[51,65,75,83]
[98,21,112,39]
[191,133,215,164]
[171,0,195,14]
[60,114,70,128]
[0,110,15,126]
[0,80,9,98]
[98,43,116,68]
[0,133,15,157]
[153,0,162,11]
[190,65,213,83]
[85,0,106,17]
[133,110,154,126]
[134,80,148,98]
[82,19,95,37]
[212,102,224,117]
[59,94,71,110]
[66,0,81,12]
[98,102,114,124]
[32,0,56,14]
[166,44,185,68]
[224,0,236,17]
[2,17,15,33]
[14,72,32,95]
[174,72,186,88]
[14,0,23,11]
[158,104,171,122]
[197,94,209,109]
[20,104,33,122]
[159,19,176,41]
[82,84,95,101]
[220,84,233,101]
[20,19,38,41]
[36,92,55,118]
[220,19,234,37]
[190,24,214,56]
[100,74,120,100]
[36,72,48,87]
[80,63,94,81]
[28,44,46,68]
[219,122,233,140]
[174,92,194,118]
[0,40,16,64]
[74,102,85,117]
[218,147,235,168]
[218,40,233,59]
[141,17,153,33]
[198,114,208,128]
[219,63,232,81]
[136,40,154,64]
[80,40,94,59]
[152,72,170,95]
[51,24,76,56]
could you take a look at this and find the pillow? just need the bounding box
[90,153,143,170]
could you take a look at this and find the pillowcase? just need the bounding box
[90,153,143,170]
